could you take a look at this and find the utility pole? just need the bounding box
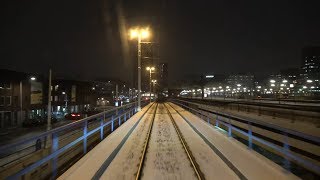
[137,36,142,111]
[149,70,152,103]
[19,81,23,125]
[45,69,52,148]
[47,69,52,131]
[116,84,119,106]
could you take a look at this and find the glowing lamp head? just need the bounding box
[129,29,138,39]
[129,27,151,40]
[141,29,150,39]
[146,67,155,71]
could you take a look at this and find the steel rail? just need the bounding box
[163,103,204,180]
[135,103,158,180]
[167,102,248,180]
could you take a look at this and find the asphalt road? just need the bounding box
[0,119,73,146]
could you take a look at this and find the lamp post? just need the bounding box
[146,67,155,103]
[129,27,150,111]
[46,69,52,148]
[152,79,157,99]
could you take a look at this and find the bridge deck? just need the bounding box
[58,103,298,180]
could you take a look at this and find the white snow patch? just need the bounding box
[141,104,197,180]
[100,105,157,179]
[169,102,299,180]
[58,104,153,180]
[165,103,239,180]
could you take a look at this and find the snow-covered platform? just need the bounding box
[58,102,298,180]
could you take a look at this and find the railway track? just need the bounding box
[135,103,204,180]
[59,102,301,180]
[166,102,248,180]
[135,103,158,180]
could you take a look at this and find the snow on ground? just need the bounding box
[100,105,157,179]
[58,104,153,180]
[141,104,197,180]
[196,101,320,137]
[169,102,299,180]
[196,102,320,160]
[165,103,239,180]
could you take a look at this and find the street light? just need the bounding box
[146,66,155,103]
[30,77,36,81]
[129,27,151,111]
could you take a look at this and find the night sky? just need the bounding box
[1,0,320,84]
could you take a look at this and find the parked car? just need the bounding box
[65,113,82,120]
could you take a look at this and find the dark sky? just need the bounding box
[1,0,320,84]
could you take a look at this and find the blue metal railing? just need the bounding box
[0,101,147,179]
[171,99,320,176]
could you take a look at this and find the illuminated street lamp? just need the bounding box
[129,27,151,110]
[307,79,313,83]
[152,79,157,84]
[30,76,36,81]
[146,66,155,103]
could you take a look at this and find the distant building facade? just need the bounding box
[50,79,94,116]
[0,69,44,129]
[156,63,168,92]
[301,47,320,80]
[0,69,101,130]
[226,73,254,89]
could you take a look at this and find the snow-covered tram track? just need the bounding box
[138,103,201,180]
[166,102,246,180]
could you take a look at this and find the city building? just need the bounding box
[92,79,132,106]
[301,46,320,80]
[0,69,45,129]
[156,63,168,92]
[226,73,254,89]
[50,79,94,117]
[0,69,109,130]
